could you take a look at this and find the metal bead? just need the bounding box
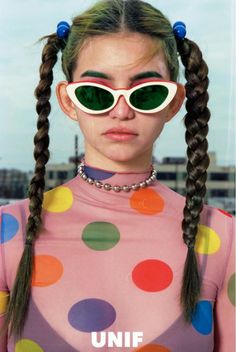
[77,162,157,192]
[131,183,140,190]
[113,185,121,192]
[122,185,131,192]
[104,183,112,191]
[87,177,94,184]
[95,180,103,188]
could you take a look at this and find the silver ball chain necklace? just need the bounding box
[77,162,158,192]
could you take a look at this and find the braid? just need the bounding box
[1,35,65,339]
[177,38,210,321]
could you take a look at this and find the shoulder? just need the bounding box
[0,177,77,238]
[197,204,235,290]
[0,198,30,223]
[0,198,30,245]
[155,182,235,275]
[200,203,235,245]
[157,180,234,242]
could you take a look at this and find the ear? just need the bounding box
[56,81,78,121]
[166,83,185,122]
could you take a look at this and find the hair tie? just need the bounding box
[25,237,33,246]
[173,21,186,40]
[56,21,70,39]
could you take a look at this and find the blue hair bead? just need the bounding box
[173,21,187,40]
[56,21,70,39]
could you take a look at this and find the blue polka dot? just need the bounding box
[0,213,19,243]
[84,165,115,181]
[68,298,116,332]
[191,300,213,335]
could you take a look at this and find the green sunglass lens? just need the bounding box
[130,85,169,110]
[75,86,114,111]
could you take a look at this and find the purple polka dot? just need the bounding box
[84,165,115,181]
[68,298,116,332]
[0,213,19,243]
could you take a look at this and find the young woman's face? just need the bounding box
[57,32,184,170]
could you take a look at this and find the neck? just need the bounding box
[83,154,153,173]
[78,157,155,191]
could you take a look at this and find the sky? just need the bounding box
[0,0,235,171]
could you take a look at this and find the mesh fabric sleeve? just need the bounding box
[213,215,235,351]
[0,205,10,351]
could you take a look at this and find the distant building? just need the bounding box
[44,153,85,190]
[0,151,235,214]
[154,151,235,214]
[0,169,28,199]
[45,163,76,190]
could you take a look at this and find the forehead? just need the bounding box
[73,32,170,81]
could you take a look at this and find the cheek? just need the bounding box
[75,111,105,143]
[151,124,165,141]
[141,116,166,138]
[151,111,169,134]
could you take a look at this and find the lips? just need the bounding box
[103,127,138,135]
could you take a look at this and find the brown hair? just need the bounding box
[1,0,210,339]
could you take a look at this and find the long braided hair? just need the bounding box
[1,0,210,339]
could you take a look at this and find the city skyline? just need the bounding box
[1,150,235,215]
[0,0,235,171]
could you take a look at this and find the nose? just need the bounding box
[108,95,135,120]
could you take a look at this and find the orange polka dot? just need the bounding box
[130,188,164,215]
[134,343,171,352]
[32,255,64,287]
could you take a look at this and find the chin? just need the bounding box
[102,150,143,164]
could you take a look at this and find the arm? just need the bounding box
[213,216,235,351]
[0,292,9,351]
[0,206,9,351]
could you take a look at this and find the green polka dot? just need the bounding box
[82,222,120,250]
[228,273,235,306]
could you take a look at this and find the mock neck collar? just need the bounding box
[80,158,154,187]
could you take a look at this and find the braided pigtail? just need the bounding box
[1,34,66,339]
[176,37,210,321]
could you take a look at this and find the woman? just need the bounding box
[0,0,235,351]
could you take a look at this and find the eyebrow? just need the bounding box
[80,70,163,81]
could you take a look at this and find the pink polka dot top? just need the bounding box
[0,160,235,351]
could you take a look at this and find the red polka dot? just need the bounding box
[32,255,64,287]
[132,259,173,292]
[217,209,233,217]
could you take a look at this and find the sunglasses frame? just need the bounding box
[66,79,178,115]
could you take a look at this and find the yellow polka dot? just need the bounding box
[0,291,9,314]
[15,339,44,352]
[42,186,73,212]
[195,224,221,254]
